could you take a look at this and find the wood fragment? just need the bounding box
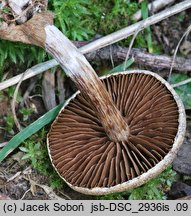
[133,0,175,21]
[8,0,49,24]
[0,100,9,117]
[11,73,23,131]
[0,60,58,91]
[168,25,191,82]
[21,76,38,107]
[0,1,190,93]
[1,45,191,92]
[172,77,191,88]
[81,0,191,53]
[42,70,56,111]
[0,12,54,46]
[0,142,7,148]
[8,0,30,15]
[56,70,65,104]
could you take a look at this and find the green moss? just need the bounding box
[20,128,64,189]
[1,0,156,80]
[93,1,139,35]
[98,166,176,200]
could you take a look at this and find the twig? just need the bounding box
[1,44,191,91]
[59,191,72,200]
[0,0,190,91]
[7,171,21,182]
[123,21,144,71]
[8,4,33,23]
[8,0,46,24]
[0,60,57,91]
[20,76,38,107]
[81,0,191,53]
[133,0,175,21]
[172,77,191,88]
[11,71,25,131]
[56,70,65,103]
[168,24,191,82]
[21,188,30,200]
[23,176,63,200]
[36,184,63,200]
[42,70,56,110]
[0,142,7,148]
[117,47,191,72]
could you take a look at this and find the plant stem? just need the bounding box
[44,25,129,142]
[133,0,175,21]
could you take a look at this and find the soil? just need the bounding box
[0,8,191,200]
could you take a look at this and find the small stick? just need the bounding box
[42,70,56,110]
[81,0,191,54]
[20,76,38,106]
[1,45,191,91]
[172,77,191,88]
[56,70,65,103]
[11,71,25,131]
[0,142,7,148]
[0,1,190,91]
[123,21,144,71]
[0,60,57,91]
[133,0,175,21]
[168,24,191,82]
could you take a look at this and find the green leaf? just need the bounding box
[21,154,31,160]
[141,0,153,53]
[17,49,25,63]
[35,142,41,149]
[108,58,134,74]
[0,102,64,163]
[171,74,191,109]
[19,147,29,153]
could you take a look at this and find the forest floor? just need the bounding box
[0,7,191,200]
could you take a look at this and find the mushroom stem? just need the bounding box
[44,25,129,142]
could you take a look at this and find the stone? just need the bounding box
[168,182,191,199]
[173,142,191,175]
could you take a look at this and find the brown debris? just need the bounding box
[56,70,65,104]
[0,193,11,200]
[42,70,56,111]
[84,44,191,73]
[0,0,49,24]
[0,100,8,117]
[180,40,191,56]
[0,12,53,47]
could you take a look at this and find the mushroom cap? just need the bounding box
[47,70,186,195]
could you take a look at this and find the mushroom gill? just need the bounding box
[48,72,179,189]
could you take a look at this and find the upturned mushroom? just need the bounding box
[46,27,186,195]
[4,1,186,195]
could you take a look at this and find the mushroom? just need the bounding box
[45,26,186,195]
